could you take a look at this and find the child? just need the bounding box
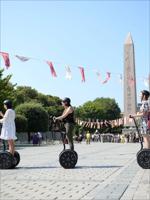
[0,100,17,155]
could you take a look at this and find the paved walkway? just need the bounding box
[0,143,150,200]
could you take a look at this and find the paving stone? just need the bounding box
[0,143,149,200]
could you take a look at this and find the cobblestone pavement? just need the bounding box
[0,143,150,200]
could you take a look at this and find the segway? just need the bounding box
[130,116,150,169]
[52,117,78,169]
[0,140,20,169]
[59,132,78,169]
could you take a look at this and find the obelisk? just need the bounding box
[124,33,137,125]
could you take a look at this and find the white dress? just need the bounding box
[0,109,17,140]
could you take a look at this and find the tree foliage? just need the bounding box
[15,102,49,133]
[0,69,16,111]
[14,86,63,116]
[15,114,28,133]
[75,98,121,120]
[13,86,38,106]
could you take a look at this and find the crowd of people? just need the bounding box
[73,130,140,144]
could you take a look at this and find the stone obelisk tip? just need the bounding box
[124,32,133,44]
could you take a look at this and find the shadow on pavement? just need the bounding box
[17,166,58,169]
[15,165,122,170]
[76,165,123,169]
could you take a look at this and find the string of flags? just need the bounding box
[76,118,124,129]
[0,51,149,87]
[76,117,134,129]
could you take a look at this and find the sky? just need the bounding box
[0,0,150,110]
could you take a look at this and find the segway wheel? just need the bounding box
[11,151,20,169]
[59,149,78,169]
[137,149,150,169]
[0,152,13,169]
[73,150,78,165]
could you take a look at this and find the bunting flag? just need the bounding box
[65,66,72,80]
[102,72,111,84]
[46,61,57,77]
[119,118,123,126]
[144,78,149,88]
[79,66,85,82]
[118,74,123,84]
[76,118,124,129]
[0,50,148,86]
[15,55,30,62]
[96,71,101,82]
[143,77,149,88]
[0,52,10,68]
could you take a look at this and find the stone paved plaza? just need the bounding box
[0,142,150,200]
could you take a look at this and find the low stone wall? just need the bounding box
[16,131,64,144]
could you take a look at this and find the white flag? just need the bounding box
[143,78,149,88]
[119,74,123,84]
[15,55,30,62]
[65,66,72,80]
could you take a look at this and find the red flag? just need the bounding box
[46,61,57,77]
[79,67,85,82]
[102,72,111,84]
[0,52,10,68]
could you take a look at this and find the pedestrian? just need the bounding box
[120,134,125,143]
[86,131,91,144]
[55,97,75,151]
[37,132,42,146]
[131,90,150,148]
[91,134,95,142]
[32,133,39,146]
[0,100,17,155]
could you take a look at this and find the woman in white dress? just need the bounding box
[0,100,17,155]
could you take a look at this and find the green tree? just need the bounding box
[14,86,63,117]
[14,86,38,106]
[15,114,28,133]
[38,94,62,107]
[37,94,63,116]
[75,98,121,120]
[15,102,49,142]
[0,69,16,111]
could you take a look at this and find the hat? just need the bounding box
[62,97,71,104]
[141,90,150,97]
[3,100,12,108]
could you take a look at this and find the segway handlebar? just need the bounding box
[53,116,56,123]
[50,115,66,150]
[129,115,143,149]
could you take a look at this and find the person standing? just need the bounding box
[37,132,42,146]
[86,131,91,144]
[55,98,75,151]
[0,100,17,155]
[131,90,150,148]
[32,133,39,146]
